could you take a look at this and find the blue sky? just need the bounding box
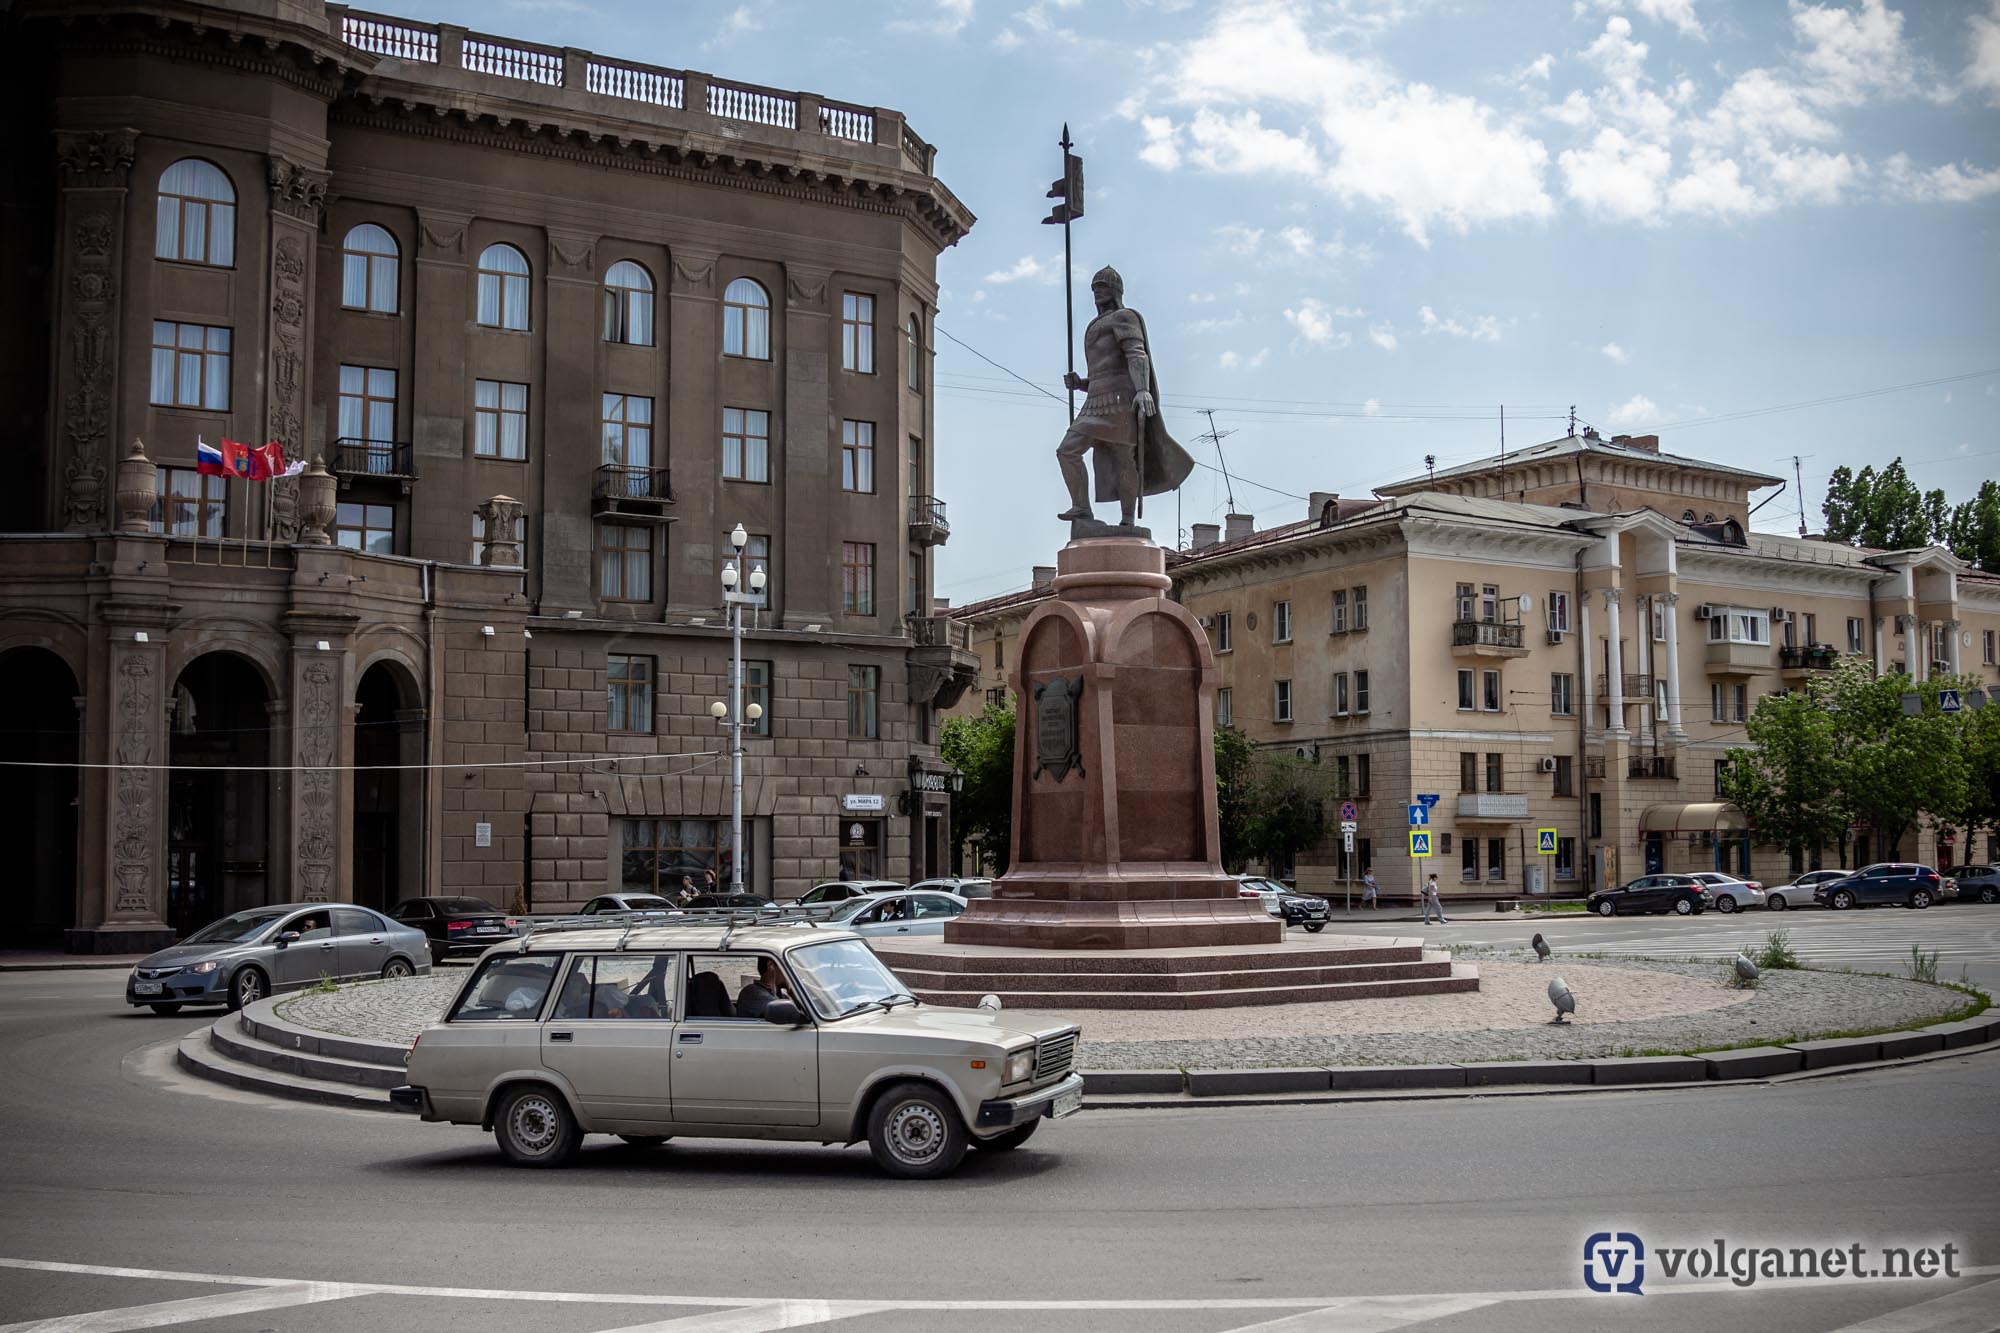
[399,0,1999,604]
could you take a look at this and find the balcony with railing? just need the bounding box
[1583,754,1607,780]
[1450,619,1529,658]
[1595,671,1655,697]
[907,494,950,547]
[1779,643,1841,675]
[908,615,978,710]
[592,464,675,517]
[330,437,416,491]
[1628,755,1678,780]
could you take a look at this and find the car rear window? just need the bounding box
[435,897,501,915]
[451,955,559,1021]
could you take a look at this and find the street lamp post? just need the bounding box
[711,523,766,894]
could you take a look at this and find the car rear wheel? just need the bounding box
[1768,895,1787,910]
[1674,898,1695,915]
[225,966,267,1012]
[973,1120,1039,1152]
[1911,889,1932,909]
[867,1081,968,1180]
[148,1003,183,1015]
[1983,886,1999,904]
[1716,896,1737,913]
[616,1134,671,1149]
[1831,890,1856,910]
[494,1085,583,1168]
[380,958,413,980]
[1596,900,1617,917]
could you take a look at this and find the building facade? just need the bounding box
[950,434,2000,900]
[0,0,979,950]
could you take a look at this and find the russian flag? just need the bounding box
[195,438,228,477]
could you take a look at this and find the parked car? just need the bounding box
[683,892,778,910]
[1766,870,1846,910]
[127,904,430,1014]
[1945,865,2000,904]
[1586,874,1707,916]
[391,896,520,965]
[1234,875,1330,931]
[793,880,906,908]
[577,892,679,915]
[392,923,1083,1177]
[1686,873,1766,913]
[1814,863,1942,910]
[911,877,995,899]
[823,890,970,938]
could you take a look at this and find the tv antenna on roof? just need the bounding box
[1195,408,1239,512]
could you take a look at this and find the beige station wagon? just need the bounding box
[391,922,1084,1178]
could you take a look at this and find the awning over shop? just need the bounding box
[1638,802,1748,834]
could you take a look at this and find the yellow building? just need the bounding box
[948,432,2000,901]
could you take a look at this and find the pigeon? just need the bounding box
[1549,975,1576,1024]
[1734,954,1760,987]
[1531,932,1551,962]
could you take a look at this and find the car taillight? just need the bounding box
[1748,883,1762,891]
[447,921,471,932]
[1925,871,1939,881]
[1691,885,1707,893]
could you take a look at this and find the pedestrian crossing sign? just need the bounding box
[1538,828,1558,855]
[1409,830,1432,857]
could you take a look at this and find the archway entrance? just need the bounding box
[167,652,272,934]
[353,660,423,912]
[0,648,79,945]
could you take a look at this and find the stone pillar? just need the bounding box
[113,439,157,534]
[781,264,836,628]
[266,156,327,524]
[1945,619,1962,676]
[1603,588,1628,737]
[51,128,139,533]
[1578,591,1594,734]
[1910,618,1925,681]
[289,643,348,902]
[1635,595,1652,734]
[77,629,174,950]
[477,495,524,566]
[1873,615,1887,677]
[541,229,602,607]
[1660,592,1686,739]
[412,210,472,541]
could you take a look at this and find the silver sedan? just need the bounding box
[1766,870,1846,910]
[125,904,432,1014]
[822,890,970,939]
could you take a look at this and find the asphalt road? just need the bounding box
[3,969,1998,1332]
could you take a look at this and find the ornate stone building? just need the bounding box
[0,0,978,950]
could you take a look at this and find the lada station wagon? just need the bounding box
[392,923,1084,1178]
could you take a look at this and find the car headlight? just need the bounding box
[188,960,221,974]
[1005,1050,1034,1084]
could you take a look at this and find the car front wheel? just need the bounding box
[226,966,268,1012]
[1983,887,1999,904]
[1716,895,1737,913]
[1674,898,1695,915]
[1304,922,1325,933]
[494,1085,583,1167]
[1769,895,1787,910]
[867,1081,969,1179]
[1831,890,1856,910]
[1596,900,1616,916]
[973,1120,1039,1152]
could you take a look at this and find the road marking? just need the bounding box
[593,1302,893,1332]
[0,1282,362,1333]
[1825,1277,2000,1332]
[1221,1295,1497,1330]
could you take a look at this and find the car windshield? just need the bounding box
[800,886,845,903]
[619,896,672,910]
[788,939,913,1018]
[433,897,498,914]
[182,909,287,944]
[825,896,883,921]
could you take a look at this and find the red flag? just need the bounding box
[217,438,253,479]
[251,441,287,481]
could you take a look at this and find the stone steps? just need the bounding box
[891,958,1455,995]
[909,963,1483,1010]
[176,1009,404,1110]
[878,939,1431,975]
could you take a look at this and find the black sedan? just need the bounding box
[389,896,517,965]
[1587,874,1707,917]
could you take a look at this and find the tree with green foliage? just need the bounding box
[1722,680,1849,868]
[1947,479,2000,573]
[1820,458,1944,550]
[940,696,1015,875]
[1950,697,2000,852]
[1246,752,1333,877]
[1824,662,1971,857]
[1213,723,1258,873]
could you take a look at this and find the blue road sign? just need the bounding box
[1538,828,1558,855]
[1339,801,1359,822]
[1417,793,1441,810]
[1409,830,1432,857]
[1940,689,1963,713]
[1407,803,1429,827]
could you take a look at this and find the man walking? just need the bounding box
[1360,871,1379,911]
[1421,872,1448,925]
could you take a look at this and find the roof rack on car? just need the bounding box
[511,907,819,948]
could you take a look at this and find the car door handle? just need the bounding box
[678,1032,703,1043]
[549,1031,573,1042]
[319,942,335,950]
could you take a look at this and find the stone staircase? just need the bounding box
[176,1005,404,1110]
[873,936,1480,1009]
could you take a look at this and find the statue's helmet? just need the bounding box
[1090,265,1124,296]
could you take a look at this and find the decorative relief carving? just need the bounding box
[549,236,596,275]
[418,219,465,257]
[671,255,716,292]
[265,155,329,223]
[296,657,338,902]
[269,477,300,542]
[112,654,157,916]
[61,205,120,530]
[786,273,828,306]
[55,128,138,188]
[266,235,308,481]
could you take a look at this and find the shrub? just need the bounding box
[1754,931,1802,971]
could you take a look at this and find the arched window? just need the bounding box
[476,243,530,330]
[907,313,923,391]
[155,159,235,266]
[341,224,400,314]
[602,260,654,346]
[722,277,770,359]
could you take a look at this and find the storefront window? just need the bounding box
[620,818,751,894]
[839,819,882,878]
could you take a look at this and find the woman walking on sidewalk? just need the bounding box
[1421,872,1449,925]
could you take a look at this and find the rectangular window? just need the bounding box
[473,379,528,460]
[1554,755,1574,797]
[1335,755,1351,796]
[847,665,879,738]
[1459,752,1477,793]
[1352,585,1368,630]
[1551,672,1575,716]
[1482,669,1501,712]
[1803,612,1817,646]
[721,407,770,483]
[607,654,654,733]
[334,501,394,554]
[908,435,923,498]
[1461,838,1479,882]
[621,818,751,895]
[909,550,924,617]
[1455,582,1475,623]
[1333,672,1349,716]
[337,365,397,442]
[1986,629,1996,665]
[744,660,772,737]
[841,291,875,372]
[1714,757,1730,797]
[151,467,225,537]
[1782,612,1797,648]
[1486,752,1504,792]
[1487,837,1506,882]
[1589,792,1602,839]
[149,321,231,410]
[1652,599,1668,642]
[1547,591,1571,635]
[1848,617,1866,654]
[1708,607,1770,644]
[1215,686,1233,728]
[1273,600,1292,643]
[1330,589,1347,633]
[601,393,653,470]
[1555,837,1577,880]
[597,523,653,601]
[1457,669,1475,711]
[1711,682,1726,722]
[1355,753,1371,797]
[1481,584,1499,624]
[553,953,677,1021]
[156,170,235,267]
[841,419,876,492]
[1214,612,1233,653]
[1732,682,1748,722]
[1354,670,1370,715]
[1274,679,1293,723]
[842,542,876,615]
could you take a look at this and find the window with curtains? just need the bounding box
[1354,669,1370,714]
[476,243,530,330]
[1554,754,1574,796]
[842,542,876,615]
[744,660,772,737]
[334,501,394,554]
[607,654,654,733]
[150,468,226,536]
[722,407,770,482]
[598,523,652,601]
[602,260,654,345]
[1487,838,1506,881]
[1457,669,1475,711]
[601,394,652,469]
[1482,669,1502,712]
[1216,687,1232,728]
[1461,838,1479,882]
[1459,752,1477,792]
[337,366,397,442]
[1552,672,1575,716]
[1333,671,1349,716]
[1353,585,1368,630]
[621,819,751,895]
[473,380,528,459]
[1848,617,1865,654]
[847,665,879,738]
[1330,589,1347,633]
[1486,752,1505,792]
[841,292,875,372]
[155,159,235,266]
[841,420,876,492]
[722,278,770,358]
[1274,679,1293,722]
[340,224,399,312]
[149,322,231,410]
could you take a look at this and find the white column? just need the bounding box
[1872,615,1886,677]
[1660,592,1685,738]
[1945,619,1962,676]
[1578,592,1594,733]
[1604,588,1627,737]
[1636,595,1652,734]
[1911,618,1926,681]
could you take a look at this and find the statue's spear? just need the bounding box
[1043,125,1084,421]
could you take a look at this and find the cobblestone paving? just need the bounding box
[276,956,1974,1071]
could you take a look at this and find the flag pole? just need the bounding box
[1060,124,1076,423]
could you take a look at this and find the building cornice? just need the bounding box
[1677,543,1889,597]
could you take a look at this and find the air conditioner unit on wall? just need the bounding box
[1546,629,1566,645]
[1294,743,1320,763]
[1199,615,1216,629]
[1539,757,1558,773]
[1695,604,1714,620]
[1770,606,1787,622]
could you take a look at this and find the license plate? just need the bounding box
[1049,1086,1083,1119]
[133,981,162,996]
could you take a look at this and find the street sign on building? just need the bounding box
[1407,804,1429,827]
[1416,793,1441,810]
[1339,801,1358,822]
[842,794,885,812]
[1409,830,1432,857]
[1344,829,1355,854]
[1538,828,1558,855]
[1339,820,1358,833]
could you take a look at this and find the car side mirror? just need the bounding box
[764,1000,806,1026]
[277,931,300,947]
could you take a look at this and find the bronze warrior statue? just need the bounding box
[1056,266,1195,528]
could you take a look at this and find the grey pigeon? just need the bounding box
[1734,954,1760,986]
[1548,975,1576,1024]
[1531,932,1551,962]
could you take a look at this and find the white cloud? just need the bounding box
[1576,0,1705,40]
[1666,154,1772,216]
[1601,341,1630,363]
[1363,397,1382,416]
[1182,313,1247,335]
[1790,0,1934,108]
[1215,223,1265,255]
[1523,53,1556,81]
[1368,322,1399,351]
[1284,297,1344,345]
[1183,107,1324,179]
[1188,291,1218,304]
[1138,116,1181,170]
[1607,393,1659,427]
[1557,127,1672,222]
[1220,347,1272,370]
[1418,305,1502,341]
[1277,225,1317,256]
[891,0,976,37]
[1881,152,2000,202]
[983,255,1049,284]
[1765,147,1861,204]
[1972,3,2000,105]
